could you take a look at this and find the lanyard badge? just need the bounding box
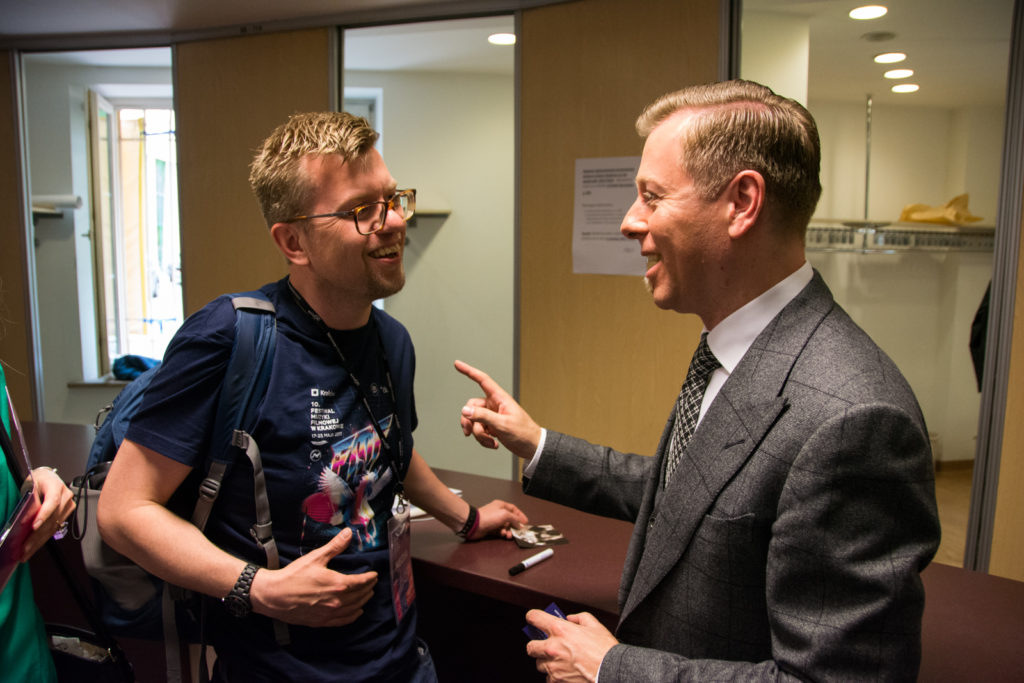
[387,493,415,623]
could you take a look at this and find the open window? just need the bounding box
[87,90,182,375]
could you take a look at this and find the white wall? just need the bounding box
[345,69,516,479]
[949,105,1005,221]
[813,99,1004,224]
[742,11,810,106]
[23,60,172,424]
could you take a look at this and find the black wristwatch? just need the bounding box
[222,563,259,618]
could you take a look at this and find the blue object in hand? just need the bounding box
[522,602,567,640]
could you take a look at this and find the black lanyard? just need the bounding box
[286,280,405,496]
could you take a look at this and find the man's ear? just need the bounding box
[725,170,766,239]
[270,221,309,266]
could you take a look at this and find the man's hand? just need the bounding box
[454,360,543,459]
[474,499,529,540]
[22,467,75,561]
[526,609,619,683]
[250,528,377,627]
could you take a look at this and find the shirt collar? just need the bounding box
[705,262,813,373]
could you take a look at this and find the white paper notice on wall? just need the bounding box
[572,156,645,276]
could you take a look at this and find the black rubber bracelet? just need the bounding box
[456,504,479,539]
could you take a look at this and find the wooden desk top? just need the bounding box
[919,562,1024,681]
[413,468,632,626]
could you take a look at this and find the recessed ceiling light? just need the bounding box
[487,33,516,46]
[874,52,906,64]
[884,69,914,79]
[891,83,920,93]
[850,5,888,20]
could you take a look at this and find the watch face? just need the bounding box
[223,594,251,618]
[223,563,256,618]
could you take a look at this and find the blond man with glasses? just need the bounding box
[98,112,527,683]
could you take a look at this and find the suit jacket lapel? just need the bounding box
[618,272,836,623]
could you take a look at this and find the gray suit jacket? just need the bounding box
[525,272,941,682]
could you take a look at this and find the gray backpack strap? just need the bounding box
[162,584,184,683]
[233,429,290,646]
[191,461,228,531]
[231,296,275,314]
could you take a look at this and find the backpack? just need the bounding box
[73,292,281,683]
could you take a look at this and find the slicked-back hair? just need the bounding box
[636,80,822,235]
[249,112,379,228]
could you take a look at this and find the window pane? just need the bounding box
[117,108,183,363]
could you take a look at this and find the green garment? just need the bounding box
[1,366,57,682]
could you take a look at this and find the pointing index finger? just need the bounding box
[454,360,506,398]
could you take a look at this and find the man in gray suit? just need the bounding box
[455,80,941,681]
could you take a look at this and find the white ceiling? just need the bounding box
[4,0,1016,107]
[746,0,1015,107]
[345,15,514,74]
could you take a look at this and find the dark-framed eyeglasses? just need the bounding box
[284,188,416,235]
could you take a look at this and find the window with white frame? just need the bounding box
[88,91,183,376]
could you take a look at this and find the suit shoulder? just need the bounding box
[792,304,919,407]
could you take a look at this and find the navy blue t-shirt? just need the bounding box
[126,278,419,682]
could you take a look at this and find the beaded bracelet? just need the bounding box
[456,504,479,540]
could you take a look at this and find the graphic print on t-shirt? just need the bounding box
[302,405,395,552]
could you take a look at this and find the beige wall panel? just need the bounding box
[0,51,35,419]
[519,0,719,455]
[175,29,333,314]
[990,182,1024,581]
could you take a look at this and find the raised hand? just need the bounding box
[454,360,542,459]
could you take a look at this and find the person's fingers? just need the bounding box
[462,407,500,448]
[32,493,57,530]
[471,424,500,449]
[308,527,353,564]
[460,398,489,437]
[454,360,512,401]
[501,501,529,524]
[567,611,600,627]
[525,608,560,632]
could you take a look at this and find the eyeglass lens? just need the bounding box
[355,192,415,234]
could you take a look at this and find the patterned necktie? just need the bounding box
[665,333,720,482]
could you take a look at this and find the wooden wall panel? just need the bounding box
[0,51,36,419]
[990,181,1024,581]
[174,28,333,314]
[518,0,719,455]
